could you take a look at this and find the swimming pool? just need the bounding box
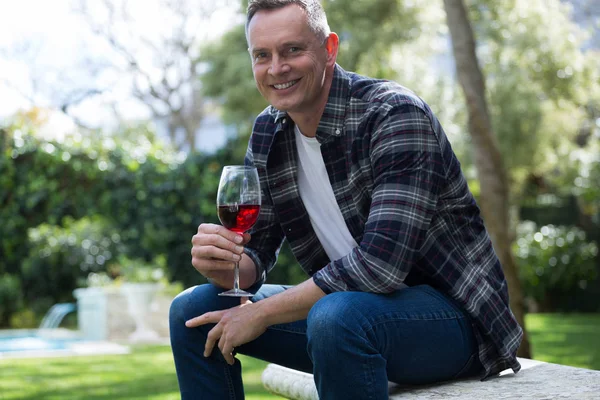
[0,330,83,352]
[0,329,130,359]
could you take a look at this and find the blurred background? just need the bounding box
[0,0,598,398]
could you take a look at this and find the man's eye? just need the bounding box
[289,47,300,53]
[254,53,267,60]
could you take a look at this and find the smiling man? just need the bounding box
[169,1,523,399]
[248,2,334,135]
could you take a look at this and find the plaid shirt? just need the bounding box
[244,64,522,379]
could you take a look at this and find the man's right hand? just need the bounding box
[191,223,251,285]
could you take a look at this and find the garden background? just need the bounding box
[1,0,599,398]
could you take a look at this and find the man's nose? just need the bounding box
[269,55,291,75]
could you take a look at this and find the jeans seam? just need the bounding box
[267,325,307,334]
[372,314,462,322]
[223,363,237,400]
[364,354,377,400]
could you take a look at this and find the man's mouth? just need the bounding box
[273,79,300,90]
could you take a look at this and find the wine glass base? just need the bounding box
[218,289,253,297]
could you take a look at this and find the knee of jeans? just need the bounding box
[169,286,194,327]
[169,284,220,328]
[307,292,360,346]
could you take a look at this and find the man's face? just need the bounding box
[247,4,332,116]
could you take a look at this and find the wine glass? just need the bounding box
[216,165,261,297]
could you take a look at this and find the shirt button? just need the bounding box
[282,118,287,124]
[335,128,341,135]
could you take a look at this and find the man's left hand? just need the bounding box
[185,298,267,365]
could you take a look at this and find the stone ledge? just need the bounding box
[261,358,600,399]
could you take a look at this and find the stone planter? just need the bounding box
[120,283,162,343]
[73,285,171,342]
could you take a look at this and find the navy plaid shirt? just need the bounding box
[244,64,522,379]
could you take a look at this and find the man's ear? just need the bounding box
[324,32,339,65]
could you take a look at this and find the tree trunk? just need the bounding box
[443,0,531,358]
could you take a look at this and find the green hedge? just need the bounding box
[21,216,127,316]
[0,124,217,325]
[0,121,306,327]
[515,221,599,312]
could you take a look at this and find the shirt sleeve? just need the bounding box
[313,104,446,294]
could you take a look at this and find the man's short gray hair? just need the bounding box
[245,0,331,43]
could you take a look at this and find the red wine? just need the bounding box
[218,204,261,233]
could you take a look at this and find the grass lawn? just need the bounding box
[1,313,598,399]
[0,346,279,400]
[525,313,600,370]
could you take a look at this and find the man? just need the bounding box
[169,0,523,398]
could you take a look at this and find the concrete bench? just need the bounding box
[261,358,600,399]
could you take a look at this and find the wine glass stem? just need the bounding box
[233,261,240,292]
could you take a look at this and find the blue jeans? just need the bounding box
[169,283,482,399]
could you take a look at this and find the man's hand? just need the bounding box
[185,298,266,365]
[191,223,253,287]
[185,279,326,365]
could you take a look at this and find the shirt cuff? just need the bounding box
[312,265,348,294]
[244,247,266,286]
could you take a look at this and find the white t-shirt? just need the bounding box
[294,125,358,261]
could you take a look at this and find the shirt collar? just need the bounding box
[270,64,351,139]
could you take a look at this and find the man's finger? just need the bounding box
[192,244,242,263]
[241,232,251,245]
[219,339,235,365]
[191,257,236,272]
[185,311,224,328]
[201,223,244,244]
[240,297,250,305]
[204,324,223,358]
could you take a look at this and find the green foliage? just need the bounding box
[1,115,311,326]
[519,135,600,245]
[1,127,97,280]
[515,221,599,311]
[570,139,600,220]
[21,216,127,316]
[201,25,268,131]
[0,274,23,327]
[468,0,600,189]
[9,309,37,329]
[0,120,232,325]
[323,0,421,74]
[109,254,168,284]
[471,0,590,101]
